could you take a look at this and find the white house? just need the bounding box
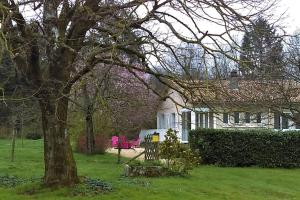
[140,73,300,142]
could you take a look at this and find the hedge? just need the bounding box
[189,129,300,168]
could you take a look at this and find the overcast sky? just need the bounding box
[279,0,300,33]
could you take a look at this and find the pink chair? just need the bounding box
[111,135,132,149]
[111,136,119,148]
[119,136,132,149]
[130,138,141,148]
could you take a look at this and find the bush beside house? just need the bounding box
[160,129,197,174]
[125,129,197,177]
[189,129,300,168]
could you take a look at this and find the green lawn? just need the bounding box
[0,139,299,200]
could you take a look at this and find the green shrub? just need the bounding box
[0,175,40,188]
[72,177,112,196]
[160,129,197,174]
[0,175,27,188]
[25,132,42,140]
[189,129,300,168]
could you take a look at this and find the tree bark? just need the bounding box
[11,129,16,162]
[117,133,121,164]
[83,84,95,154]
[40,94,78,186]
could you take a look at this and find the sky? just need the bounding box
[19,0,300,34]
[278,0,300,33]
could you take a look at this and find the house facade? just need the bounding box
[140,83,300,143]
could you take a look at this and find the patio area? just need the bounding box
[106,147,145,160]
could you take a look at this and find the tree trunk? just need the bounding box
[40,94,78,186]
[11,129,16,162]
[117,133,121,164]
[83,84,95,154]
[85,108,95,154]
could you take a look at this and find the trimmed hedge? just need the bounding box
[189,129,300,168]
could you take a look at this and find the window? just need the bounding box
[274,113,289,130]
[204,113,209,128]
[196,113,203,128]
[200,113,204,128]
[274,112,280,129]
[234,112,240,123]
[245,112,251,123]
[223,113,228,124]
[195,113,199,128]
[209,112,214,128]
[169,113,176,128]
[196,112,211,128]
[295,113,300,129]
[158,113,165,129]
[256,112,262,123]
[282,115,289,129]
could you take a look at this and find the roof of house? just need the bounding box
[167,78,300,108]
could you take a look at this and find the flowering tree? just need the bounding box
[71,65,160,149]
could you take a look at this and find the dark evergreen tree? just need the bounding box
[0,50,15,130]
[239,18,283,78]
[0,50,41,137]
[0,50,16,95]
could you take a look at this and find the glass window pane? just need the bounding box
[187,112,191,130]
[274,112,280,129]
[195,113,199,128]
[245,112,251,123]
[234,112,239,124]
[205,113,208,128]
[295,113,300,129]
[159,114,165,129]
[200,113,204,128]
[257,112,262,123]
[171,113,176,128]
[209,112,214,128]
[282,115,289,129]
[223,113,228,124]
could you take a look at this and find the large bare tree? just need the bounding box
[0,0,277,186]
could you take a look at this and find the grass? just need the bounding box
[0,139,299,200]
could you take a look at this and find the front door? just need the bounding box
[181,111,191,142]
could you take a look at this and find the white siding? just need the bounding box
[151,89,300,143]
